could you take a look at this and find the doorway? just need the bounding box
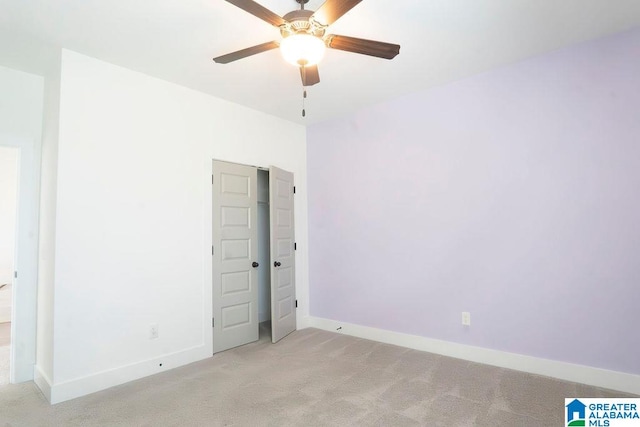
[212,160,297,354]
[0,146,19,386]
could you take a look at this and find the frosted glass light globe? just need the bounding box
[280,34,326,66]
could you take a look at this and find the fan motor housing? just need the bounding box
[281,10,326,38]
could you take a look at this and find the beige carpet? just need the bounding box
[0,326,635,426]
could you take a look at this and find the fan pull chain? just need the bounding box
[301,64,307,117]
[302,89,306,117]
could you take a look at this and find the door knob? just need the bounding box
[274,261,281,267]
[252,262,259,268]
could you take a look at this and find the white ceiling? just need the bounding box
[1,0,640,125]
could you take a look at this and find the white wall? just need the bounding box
[0,65,44,382]
[39,50,307,403]
[0,147,18,287]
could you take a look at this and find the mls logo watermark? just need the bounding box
[566,398,640,426]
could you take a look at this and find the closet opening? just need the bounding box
[212,160,297,354]
[257,168,272,342]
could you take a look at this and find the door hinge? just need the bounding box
[212,175,214,184]
[293,186,296,194]
[212,246,214,255]
[212,318,215,327]
[295,300,298,308]
[14,271,17,278]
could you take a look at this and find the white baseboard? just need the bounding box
[303,316,640,396]
[44,345,210,404]
[33,365,52,402]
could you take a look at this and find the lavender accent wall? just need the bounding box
[307,28,640,375]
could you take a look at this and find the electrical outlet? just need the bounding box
[150,323,159,339]
[461,312,471,326]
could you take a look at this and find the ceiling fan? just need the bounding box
[213,0,401,87]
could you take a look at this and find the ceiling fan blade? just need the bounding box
[300,65,320,87]
[224,0,286,27]
[326,35,400,59]
[310,0,362,26]
[213,41,280,64]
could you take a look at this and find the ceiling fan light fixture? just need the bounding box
[280,33,326,66]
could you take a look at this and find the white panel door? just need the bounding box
[213,160,259,353]
[269,166,296,343]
